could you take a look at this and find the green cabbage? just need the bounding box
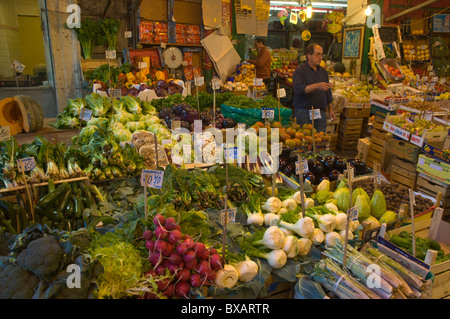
[121,96,142,114]
[85,93,111,117]
[370,190,387,220]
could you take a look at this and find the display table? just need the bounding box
[13,118,78,145]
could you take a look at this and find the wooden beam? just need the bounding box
[102,0,114,18]
[385,0,438,21]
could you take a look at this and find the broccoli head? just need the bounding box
[0,258,40,299]
[17,235,64,282]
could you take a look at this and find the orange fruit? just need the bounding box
[303,129,311,136]
[255,121,265,127]
[285,139,296,148]
[295,132,304,140]
[286,127,297,137]
[281,133,291,142]
[293,138,302,147]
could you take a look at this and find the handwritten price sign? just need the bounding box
[79,109,92,121]
[12,60,25,73]
[309,109,322,120]
[262,108,275,119]
[220,208,236,224]
[105,50,117,59]
[194,77,204,86]
[17,157,36,173]
[0,126,10,142]
[296,159,309,175]
[141,170,165,189]
[348,206,359,222]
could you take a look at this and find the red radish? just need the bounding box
[209,247,217,255]
[162,284,175,297]
[155,265,166,276]
[175,268,191,282]
[182,234,192,240]
[184,258,198,270]
[142,292,157,299]
[144,269,156,277]
[153,214,165,226]
[143,230,153,240]
[156,278,171,291]
[175,281,191,298]
[205,269,216,282]
[183,238,194,248]
[164,260,179,274]
[196,260,211,277]
[145,240,155,251]
[182,250,196,263]
[164,217,178,230]
[193,242,206,256]
[154,226,169,240]
[168,229,182,244]
[154,240,167,252]
[173,224,181,231]
[162,242,174,257]
[176,243,188,256]
[168,251,182,265]
[209,254,223,271]
[189,273,202,287]
[148,251,161,265]
[199,249,210,261]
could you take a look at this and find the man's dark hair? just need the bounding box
[255,37,265,45]
[305,43,321,56]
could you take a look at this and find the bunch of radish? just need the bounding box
[143,214,224,299]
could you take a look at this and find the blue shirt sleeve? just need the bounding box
[325,72,333,105]
[293,68,307,95]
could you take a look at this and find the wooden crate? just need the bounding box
[326,117,340,135]
[80,58,121,71]
[416,174,450,217]
[386,208,450,299]
[342,107,371,118]
[390,157,417,190]
[337,137,359,151]
[366,132,386,169]
[338,116,363,136]
[329,133,338,151]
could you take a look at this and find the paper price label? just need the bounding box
[124,31,132,38]
[138,62,148,69]
[432,76,438,82]
[427,65,433,71]
[109,88,122,99]
[141,169,165,189]
[348,167,355,182]
[79,109,92,121]
[296,159,309,175]
[300,55,306,62]
[105,50,116,59]
[309,109,322,120]
[0,126,10,142]
[422,76,428,82]
[253,78,263,86]
[194,77,204,86]
[409,189,416,205]
[220,208,236,224]
[348,206,359,222]
[12,60,25,73]
[277,88,286,98]
[224,146,238,161]
[212,81,221,90]
[162,139,172,146]
[262,108,275,119]
[375,172,382,184]
[17,157,36,173]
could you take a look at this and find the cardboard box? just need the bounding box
[422,138,450,164]
[417,154,450,185]
[358,138,371,162]
[385,137,421,163]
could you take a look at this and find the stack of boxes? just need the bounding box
[337,105,371,153]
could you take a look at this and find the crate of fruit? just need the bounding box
[380,58,406,82]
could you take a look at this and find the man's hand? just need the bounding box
[315,82,332,91]
[328,107,336,121]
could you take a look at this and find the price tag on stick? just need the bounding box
[140,169,165,189]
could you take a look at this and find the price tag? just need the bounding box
[300,55,306,62]
[422,76,428,82]
[409,189,416,205]
[194,76,204,86]
[212,80,221,90]
[253,78,263,86]
[220,208,236,224]
[124,31,132,38]
[238,123,246,130]
[277,88,286,98]
[0,126,10,142]
[138,62,148,69]
[105,50,117,59]
[348,206,359,222]
[375,172,382,185]
[224,146,238,161]
[440,78,446,84]
[296,159,309,175]
[79,108,92,121]
[262,108,275,119]
[17,157,36,173]
[348,167,355,182]
[432,76,438,82]
[410,134,424,147]
[12,60,25,73]
[141,169,165,189]
[109,88,122,99]
[427,65,433,72]
[410,49,415,55]
[309,109,322,120]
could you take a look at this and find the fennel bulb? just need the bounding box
[324,202,339,213]
[264,213,281,227]
[305,198,315,209]
[259,249,287,269]
[306,213,337,233]
[282,235,299,258]
[254,226,285,249]
[262,197,283,214]
[279,227,294,236]
[325,231,341,247]
[310,228,325,245]
[339,229,354,241]
[282,198,297,211]
[293,191,307,204]
[297,238,312,256]
[233,258,259,283]
[278,217,315,238]
[349,219,360,232]
[247,212,264,226]
[215,264,239,289]
[335,212,348,231]
[277,208,288,215]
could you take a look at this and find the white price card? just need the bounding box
[309,109,322,120]
[224,146,238,161]
[262,108,275,119]
[17,157,36,173]
[220,208,236,224]
[79,109,92,121]
[289,12,298,24]
[12,60,25,73]
[253,78,263,86]
[296,159,309,175]
[141,170,165,189]
[138,62,148,69]
[124,31,132,38]
[0,126,10,142]
[427,64,433,71]
[105,50,116,59]
[212,81,221,90]
[422,76,428,82]
[194,77,204,86]
[277,88,286,98]
[348,167,355,182]
[375,172,382,184]
[109,88,122,99]
[348,206,359,222]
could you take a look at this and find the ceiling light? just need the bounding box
[306,5,312,18]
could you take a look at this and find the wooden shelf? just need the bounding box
[139,42,203,48]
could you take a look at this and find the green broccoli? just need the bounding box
[0,258,40,299]
[17,235,64,282]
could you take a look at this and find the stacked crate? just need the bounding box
[337,106,370,152]
[416,174,450,218]
[367,115,388,168]
[326,114,340,152]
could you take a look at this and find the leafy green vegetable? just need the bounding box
[99,18,121,51]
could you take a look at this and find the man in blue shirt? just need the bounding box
[292,44,335,133]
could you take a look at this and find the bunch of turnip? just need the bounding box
[143,214,224,299]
